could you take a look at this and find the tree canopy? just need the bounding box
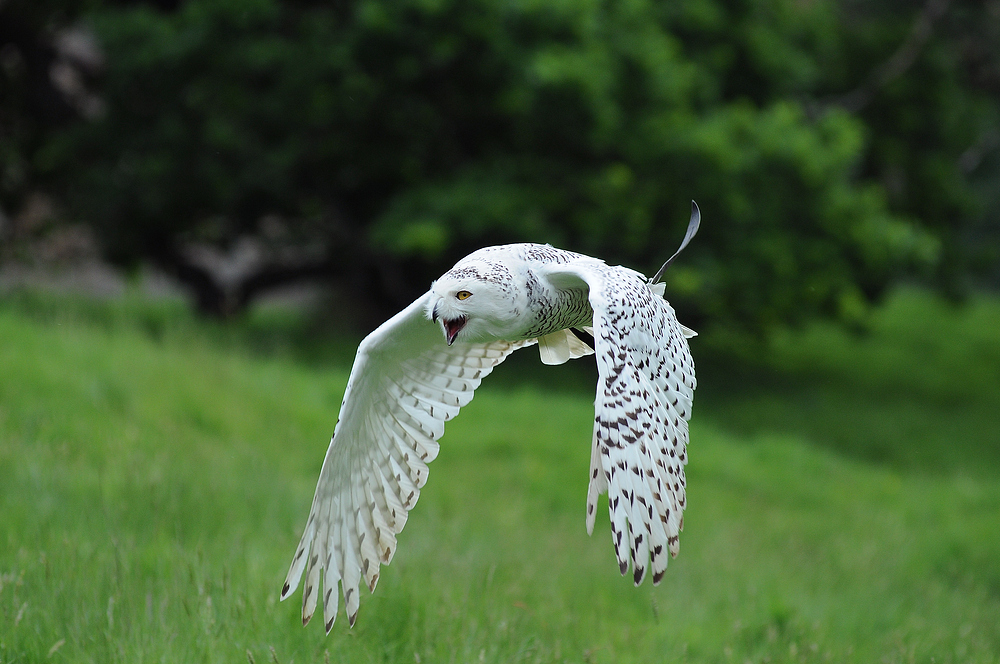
[3,0,997,331]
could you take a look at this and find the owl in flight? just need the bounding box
[282,203,701,632]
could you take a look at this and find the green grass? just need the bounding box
[1,288,999,663]
[696,289,1000,476]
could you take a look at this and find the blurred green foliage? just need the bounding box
[4,0,997,329]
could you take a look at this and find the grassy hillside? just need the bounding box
[697,289,1000,476]
[1,289,998,663]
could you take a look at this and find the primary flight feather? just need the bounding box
[281,203,701,632]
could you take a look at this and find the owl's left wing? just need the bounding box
[281,292,534,631]
[540,261,696,586]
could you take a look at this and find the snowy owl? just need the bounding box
[281,203,701,631]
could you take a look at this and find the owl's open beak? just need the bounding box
[430,300,466,345]
[442,316,467,346]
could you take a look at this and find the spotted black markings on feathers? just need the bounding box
[582,260,695,586]
[283,240,696,630]
[446,244,595,341]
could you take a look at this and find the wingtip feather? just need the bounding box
[633,565,646,586]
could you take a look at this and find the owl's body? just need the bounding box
[281,213,699,633]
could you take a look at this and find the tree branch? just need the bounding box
[832,0,952,113]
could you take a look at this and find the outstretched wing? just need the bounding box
[281,293,534,631]
[541,262,696,586]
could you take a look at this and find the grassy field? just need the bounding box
[1,288,998,663]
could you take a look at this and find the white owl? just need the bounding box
[281,204,701,631]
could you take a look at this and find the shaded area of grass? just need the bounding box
[0,288,361,368]
[1,288,999,662]
[696,289,1000,476]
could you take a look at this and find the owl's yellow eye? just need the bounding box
[456,290,472,301]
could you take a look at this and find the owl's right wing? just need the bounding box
[280,292,534,631]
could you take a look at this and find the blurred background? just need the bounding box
[2,1,1000,661]
[2,0,998,331]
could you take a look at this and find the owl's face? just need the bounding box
[426,264,522,345]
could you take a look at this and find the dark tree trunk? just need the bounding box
[153,249,232,318]
[146,237,372,319]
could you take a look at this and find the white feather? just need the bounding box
[537,328,595,365]
[282,242,696,630]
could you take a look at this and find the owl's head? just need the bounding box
[425,261,522,345]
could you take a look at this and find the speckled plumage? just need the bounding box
[281,235,698,632]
